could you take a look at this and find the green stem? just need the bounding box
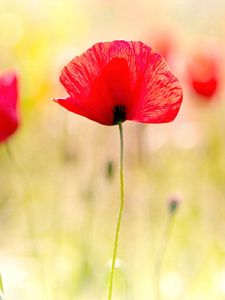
[154,214,176,300]
[108,122,125,300]
[0,273,4,295]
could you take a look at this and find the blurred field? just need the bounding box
[1,0,225,299]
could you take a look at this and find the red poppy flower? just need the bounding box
[151,31,176,63]
[187,52,220,99]
[54,41,183,125]
[0,72,19,143]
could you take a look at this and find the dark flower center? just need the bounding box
[113,105,126,124]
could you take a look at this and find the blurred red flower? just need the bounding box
[54,41,182,125]
[150,31,176,63]
[187,52,220,99]
[0,72,19,143]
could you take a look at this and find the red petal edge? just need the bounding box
[0,72,19,143]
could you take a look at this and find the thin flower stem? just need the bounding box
[154,214,176,300]
[108,122,125,300]
[0,273,4,297]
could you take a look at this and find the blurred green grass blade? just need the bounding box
[0,273,4,300]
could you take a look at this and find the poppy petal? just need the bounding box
[59,42,135,124]
[56,41,182,125]
[53,97,110,125]
[0,72,19,143]
[129,53,182,123]
[187,51,220,99]
[192,78,218,98]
